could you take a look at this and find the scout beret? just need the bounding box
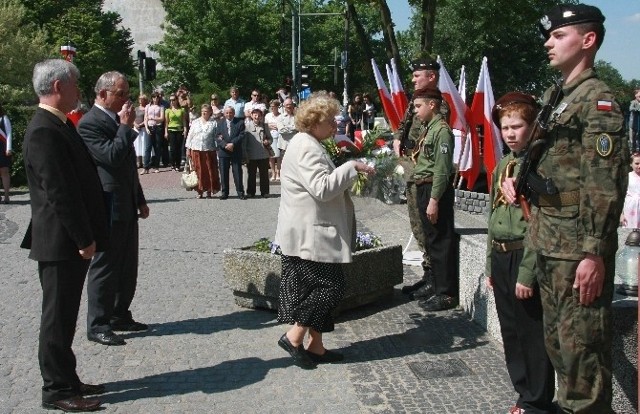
[539,4,605,39]
[410,58,440,72]
[491,92,539,126]
[413,87,442,101]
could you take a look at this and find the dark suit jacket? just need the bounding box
[215,118,245,159]
[78,106,146,222]
[21,107,109,261]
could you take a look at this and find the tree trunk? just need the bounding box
[420,0,436,54]
[346,1,374,61]
[376,0,403,77]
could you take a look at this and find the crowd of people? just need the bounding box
[8,3,634,413]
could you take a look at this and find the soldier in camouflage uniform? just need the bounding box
[504,5,627,413]
[394,58,445,300]
[411,87,457,311]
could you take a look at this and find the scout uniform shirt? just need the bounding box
[486,153,536,287]
[526,68,627,259]
[412,113,454,200]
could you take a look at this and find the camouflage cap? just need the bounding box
[491,92,538,126]
[413,87,442,101]
[410,58,440,72]
[539,4,605,39]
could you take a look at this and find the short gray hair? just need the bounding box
[94,71,125,95]
[32,59,80,97]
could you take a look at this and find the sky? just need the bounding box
[389,0,640,81]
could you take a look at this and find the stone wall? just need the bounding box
[103,0,166,57]
[455,189,490,215]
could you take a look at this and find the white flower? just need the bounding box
[394,165,404,176]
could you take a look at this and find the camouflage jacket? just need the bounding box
[526,68,628,260]
[413,113,454,200]
[486,152,536,286]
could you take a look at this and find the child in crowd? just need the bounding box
[485,92,555,414]
[620,152,640,228]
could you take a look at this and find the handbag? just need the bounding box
[181,159,198,190]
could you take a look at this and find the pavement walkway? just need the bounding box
[1,167,518,413]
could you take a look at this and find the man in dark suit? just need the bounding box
[22,59,107,412]
[215,106,246,199]
[79,71,150,347]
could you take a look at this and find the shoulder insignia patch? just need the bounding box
[595,134,613,157]
[597,100,612,111]
[440,143,449,154]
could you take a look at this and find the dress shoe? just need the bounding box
[42,396,102,412]
[220,195,229,200]
[238,194,247,200]
[79,383,105,396]
[401,279,426,294]
[278,333,316,369]
[419,294,458,312]
[306,349,344,363]
[87,331,125,346]
[111,320,148,332]
[409,283,435,301]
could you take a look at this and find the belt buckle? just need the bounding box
[492,240,506,252]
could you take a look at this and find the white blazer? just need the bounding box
[275,132,358,263]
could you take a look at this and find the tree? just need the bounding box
[399,0,575,96]
[17,0,135,101]
[595,60,638,109]
[0,0,54,103]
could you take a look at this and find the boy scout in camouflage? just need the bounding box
[486,92,555,414]
[411,87,457,311]
[503,5,627,413]
[394,58,449,300]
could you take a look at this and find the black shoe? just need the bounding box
[401,279,426,294]
[220,195,229,200]
[419,294,458,312]
[278,334,316,369]
[238,195,247,200]
[246,194,255,199]
[79,383,105,396]
[42,396,102,412]
[261,194,269,198]
[87,331,126,346]
[306,349,344,363]
[409,283,435,300]
[111,320,148,332]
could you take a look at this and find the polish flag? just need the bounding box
[371,59,400,131]
[455,66,473,175]
[390,58,409,118]
[334,134,360,152]
[470,56,503,192]
[436,57,477,189]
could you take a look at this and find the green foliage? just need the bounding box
[0,0,55,103]
[252,237,272,253]
[595,60,638,108]
[4,105,36,187]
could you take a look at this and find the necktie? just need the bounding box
[227,121,231,135]
[115,114,121,125]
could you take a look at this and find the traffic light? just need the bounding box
[300,65,311,87]
[143,57,156,81]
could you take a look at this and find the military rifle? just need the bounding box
[514,80,564,221]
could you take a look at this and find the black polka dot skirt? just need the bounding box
[277,255,346,333]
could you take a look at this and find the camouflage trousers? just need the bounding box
[398,157,431,274]
[536,255,615,414]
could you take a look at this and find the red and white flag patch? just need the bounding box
[597,100,612,111]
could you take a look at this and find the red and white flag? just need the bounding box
[470,56,503,191]
[390,58,409,118]
[455,65,473,175]
[436,57,477,189]
[371,59,400,131]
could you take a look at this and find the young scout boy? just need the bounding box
[486,92,555,414]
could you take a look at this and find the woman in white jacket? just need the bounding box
[275,92,374,368]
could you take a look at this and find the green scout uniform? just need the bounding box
[413,113,457,298]
[486,153,555,412]
[526,68,627,413]
[394,103,430,272]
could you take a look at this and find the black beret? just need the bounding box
[413,87,442,101]
[539,4,605,39]
[410,58,440,72]
[491,92,539,127]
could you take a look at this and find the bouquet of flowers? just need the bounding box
[355,231,383,251]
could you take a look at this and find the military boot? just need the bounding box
[409,269,434,300]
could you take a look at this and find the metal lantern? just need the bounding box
[615,229,640,296]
